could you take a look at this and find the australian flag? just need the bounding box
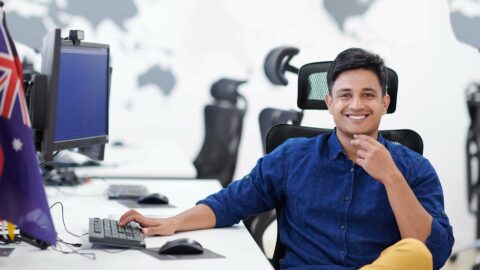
[0,2,56,246]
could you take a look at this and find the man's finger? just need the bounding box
[355,157,366,167]
[352,134,384,150]
[119,211,146,226]
[120,209,138,222]
[119,214,138,226]
[355,134,382,146]
[356,149,368,159]
[351,137,372,150]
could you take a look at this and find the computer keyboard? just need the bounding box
[107,184,148,200]
[89,218,145,248]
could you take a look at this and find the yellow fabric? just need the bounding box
[7,222,14,241]
[360,238,433,270]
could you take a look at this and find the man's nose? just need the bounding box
[349,96,365,109]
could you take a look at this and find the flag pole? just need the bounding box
[19,231,50,250]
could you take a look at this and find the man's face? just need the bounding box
[325,68,390,140]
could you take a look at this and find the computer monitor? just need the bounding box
[35,29,110,161]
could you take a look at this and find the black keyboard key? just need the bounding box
[89,218,145,248]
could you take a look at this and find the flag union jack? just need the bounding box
[0,17,29,127]
[0,6,57,246]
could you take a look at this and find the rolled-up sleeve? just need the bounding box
[425,216,454,268]
[410,158,454,269]
[197,140,291,227]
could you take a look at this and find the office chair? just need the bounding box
[243,47,304,252]
[264,46,299,86]
[263,61,422,269]
[448,82,480,268]
[244,109,303,250]
[193,78,247,187]
[466,82,480,237]
[259,111,303,155]
[260,46,305,154]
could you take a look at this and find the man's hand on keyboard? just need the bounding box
[119,209,177,236]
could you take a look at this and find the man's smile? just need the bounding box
[346,114,369,120]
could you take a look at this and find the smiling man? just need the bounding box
[120,48,454,270]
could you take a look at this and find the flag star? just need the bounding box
[12,138,23,152]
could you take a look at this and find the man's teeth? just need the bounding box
[348,115,366,119]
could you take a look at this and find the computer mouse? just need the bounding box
[158,238,203,255]
[136,193,169,205]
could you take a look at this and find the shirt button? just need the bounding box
[350,168,354,172]
[344,196,350,201]
[340,225,345,230]
[340,250,345,255]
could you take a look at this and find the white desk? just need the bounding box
[74,140,197,179]
[0,179,273,270]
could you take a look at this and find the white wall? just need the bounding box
[8,0,480,249]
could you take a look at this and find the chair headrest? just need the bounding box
[210,78,247,104]
[264,46,300,86]
[297,61,398,114]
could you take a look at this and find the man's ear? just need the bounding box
[325,94,333,115]
[382,94,390,114]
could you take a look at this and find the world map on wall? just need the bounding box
[6,0,383,99]
[6,0,479,99]
[323,0,480,50]
[323,0,377,31]
[448,0,480,49]
[6,0,176,97]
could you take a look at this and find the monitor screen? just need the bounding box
[55,45,109,142]
[37,29,110,161]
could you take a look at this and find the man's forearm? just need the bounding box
[384,172,433,242]
[172,204,217,233]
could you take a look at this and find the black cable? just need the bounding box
[49,201,85,238]
[91,246,129,254]
[44,205,96,261]
[51,240,96,260]
[38,151,60,166]
[57,238,82,247]
[48,201,131,257]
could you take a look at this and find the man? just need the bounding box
[120,48,454,269]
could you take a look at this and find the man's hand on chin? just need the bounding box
[351,134,403,185]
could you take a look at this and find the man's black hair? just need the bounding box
[327,48,388,96]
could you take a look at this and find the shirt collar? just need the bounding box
[327,129,386,160]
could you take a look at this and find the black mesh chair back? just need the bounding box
[193,79,247,187]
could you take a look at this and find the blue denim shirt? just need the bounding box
[198,132,454,269]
